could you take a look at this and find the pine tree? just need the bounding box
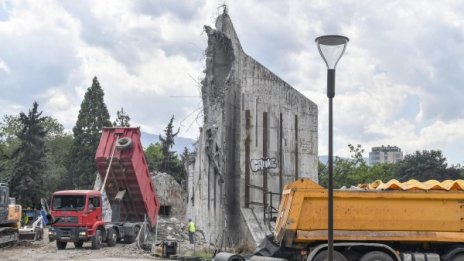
[159,115,180,173]
[68,77,112,189]
[113,107,131,127]
[9,101,47,208]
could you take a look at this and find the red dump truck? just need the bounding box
[48,127,160,249]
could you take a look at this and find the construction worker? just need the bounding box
[187,218,196,244]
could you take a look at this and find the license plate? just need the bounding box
[61,236,71,240]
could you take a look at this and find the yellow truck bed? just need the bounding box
[274,179,464,246]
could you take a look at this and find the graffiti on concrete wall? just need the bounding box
[250,158,278,172]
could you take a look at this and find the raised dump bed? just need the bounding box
[95,127,159,227]
[275,178,464,245]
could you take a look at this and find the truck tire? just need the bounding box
[360,251,394,261]
[452,254,464,261]
[74,241,84,248]
[91,230,102,249]
[124,226,139,244]
[116,137,132,150]
[313,250,347,261]
[56,240,67,250]
[107,228,117,247]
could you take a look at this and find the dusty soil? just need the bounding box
[0,227,215,261]
[0,238,159,261]
[0,216,221,261]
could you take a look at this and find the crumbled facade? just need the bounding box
[187,9,318,246]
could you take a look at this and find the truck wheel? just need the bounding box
[74,241,84,248]
[452,254,464,261]
[91,230,102,249]
[124,226,139,244]
[313,250,347,261]
[360,251,394,261]
[116,137,132,150]
[56,240,67,250]
[107,228,117,247]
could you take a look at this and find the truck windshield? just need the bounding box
[52,195,85,211]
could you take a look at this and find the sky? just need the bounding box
[0,0,463,165]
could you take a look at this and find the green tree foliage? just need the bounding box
[318,145,462,188]
[0,115,21,182]
[113,107,131,127]
[145,142,163,171]
[0,114,71,194]
[68,77,112,189]
[9,102,47,208]
[393,150,462,181]
[319,144,395,188]
[0,115,22,144]
[144,116,185,184]
[45,133,73,192]
[159,116,180,172]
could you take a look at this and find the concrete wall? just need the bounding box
[187,9,318,246]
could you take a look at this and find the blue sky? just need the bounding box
[0,0,463,165]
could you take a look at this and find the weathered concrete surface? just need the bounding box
[187,8,318,247]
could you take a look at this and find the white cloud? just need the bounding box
[0,0,463,165]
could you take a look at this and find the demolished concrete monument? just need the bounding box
[187,8,318,247]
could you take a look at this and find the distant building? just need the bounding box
[369,145,403,165]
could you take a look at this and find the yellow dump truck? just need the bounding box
[256,178,464,261]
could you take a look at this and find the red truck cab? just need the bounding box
[49,190,115,249]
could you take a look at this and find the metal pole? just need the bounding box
[327,68,336,261]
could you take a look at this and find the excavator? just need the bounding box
[0,183,44,245]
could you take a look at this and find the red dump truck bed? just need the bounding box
[95,127,159,227]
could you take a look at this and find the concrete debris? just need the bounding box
[151,171,187,219]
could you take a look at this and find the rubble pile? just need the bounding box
[154,216,214,257]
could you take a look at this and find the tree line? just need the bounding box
[0,77,194,208]
[318,144,464,188]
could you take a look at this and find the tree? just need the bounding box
[68,77,112,189]
[318,144,396,188]
[0,113,71,192]
[113,107,131,127]
[9,102,47,208]
[145,116,185,184]
[45,133,73,192]
[0,115,22,144]
[145,142,164,171]
[0,115,22,182]
[159,116,180,172]
[394,150,461,181]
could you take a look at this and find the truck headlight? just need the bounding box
[79,231,87,237]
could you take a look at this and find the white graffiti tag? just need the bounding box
[250,158,278,172]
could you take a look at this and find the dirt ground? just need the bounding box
[0,239,160,261]
[0,227,216,261]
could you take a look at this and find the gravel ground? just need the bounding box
[0,227,216,261]
[0,238,160,261]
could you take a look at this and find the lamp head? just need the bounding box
[315,35,349,69]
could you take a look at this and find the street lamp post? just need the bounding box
[315,35,349,261]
